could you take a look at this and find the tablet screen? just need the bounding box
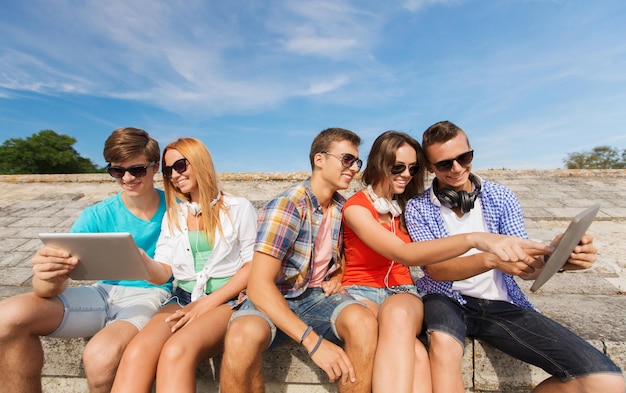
[530,204,600,292]
[38,232,151,281]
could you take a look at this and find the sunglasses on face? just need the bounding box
[431,150,474,172]
[390,164,420,176]
[106,162,155,179]
[162,158,188,179]
[322,152,363,171]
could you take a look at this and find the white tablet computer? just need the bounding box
[38,232,151,281]
[530,204,600,292]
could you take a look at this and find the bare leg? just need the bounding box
[373,294,431,393]
[156,304,234,393]
[411,339,431,393]
[82,320,141,393]
[219,315,271,393]
[334,303,378,393]
[0,293,65,393]
[111,304,181,393]
[428,331,465,393]
[531,374,625,393]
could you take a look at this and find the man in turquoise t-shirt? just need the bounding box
[0,127,172,393]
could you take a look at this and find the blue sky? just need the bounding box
[1,0,625,172]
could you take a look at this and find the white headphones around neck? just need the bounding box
[187,202,202,216]
[366,185,402,218]
[186,191,222,217]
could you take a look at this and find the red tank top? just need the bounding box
[341,190,414,287]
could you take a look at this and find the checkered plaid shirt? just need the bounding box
[405,178,537,311]
[254,179,344,298]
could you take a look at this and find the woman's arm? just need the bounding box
[344,204,550,267]
[139,249,173,284]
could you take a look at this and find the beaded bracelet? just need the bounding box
[300,326,313,344]
[308,335,324,357]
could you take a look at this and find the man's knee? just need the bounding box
[0,297,27,337]
[225,316,271,352]
[83,340,115,367]
[224,315,271,358]
[428,331,464,360]
[336,304,377,346]
[82,333,126,375]
[558,373,625,393]
[221,316,270,384]
[0,294,62,338]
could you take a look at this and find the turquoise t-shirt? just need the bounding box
[70,189,172,291]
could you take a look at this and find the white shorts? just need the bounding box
[48,283,170,338]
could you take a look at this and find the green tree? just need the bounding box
[0,130,102,174]
[564,145,626,169]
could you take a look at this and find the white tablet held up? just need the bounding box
[38,232,151,281]
[530,204,600,292]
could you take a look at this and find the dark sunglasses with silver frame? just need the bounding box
[162,158,189,179]
[321,152,363,171]
[106,162,156,179]
[390,164,420,176]
[431,150,474,172]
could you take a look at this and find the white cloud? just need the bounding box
[0,1,389,115]
[270,1,380,60]
[283,36,359,58]
[304,75,350,95]
[402,0,462,12]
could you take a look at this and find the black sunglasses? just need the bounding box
[390,164,420,176]
[106,162,155,179]
[322,152,363,171]
[431,150,474,172]
[163,158,188,179]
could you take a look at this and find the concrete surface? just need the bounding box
[0,170,625,392]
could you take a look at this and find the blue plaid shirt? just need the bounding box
[405,178,536,311]
[254,178,344,298]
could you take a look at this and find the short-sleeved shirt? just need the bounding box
[342,190,414,288]
[254,179,344,298]
[70,190,172,291]
[405,179,535,310]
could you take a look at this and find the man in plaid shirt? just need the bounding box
[405,120,623,393]
[220,128,377,393]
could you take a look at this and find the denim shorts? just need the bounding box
[164,286,194,307]
[344,284,420,306]
[165,286,238,308]
[423,294,622,381]
[230,287,364,347]
[49,283,170,338]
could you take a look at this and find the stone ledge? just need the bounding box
[1,168,625,183]
[40,335,625,393]
[38,294,626,392]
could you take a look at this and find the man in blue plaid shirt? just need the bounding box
[405,120,623,393]
[220,128,377,393]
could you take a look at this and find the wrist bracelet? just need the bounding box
[308,335,324,357]
[300,326,313,344]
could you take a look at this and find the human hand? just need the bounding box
[31,246,78,282]
[557,233,597,271]
[165,296,218,333]
[487,252,543,279]
[470,233,552,262]
[322,276,344,296]
[305,335,356,385]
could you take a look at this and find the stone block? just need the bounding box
[42,338,87,377]
[606,341,626,375]
[473,340,548,391]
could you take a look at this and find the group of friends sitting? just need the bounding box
[0,122,623,393]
